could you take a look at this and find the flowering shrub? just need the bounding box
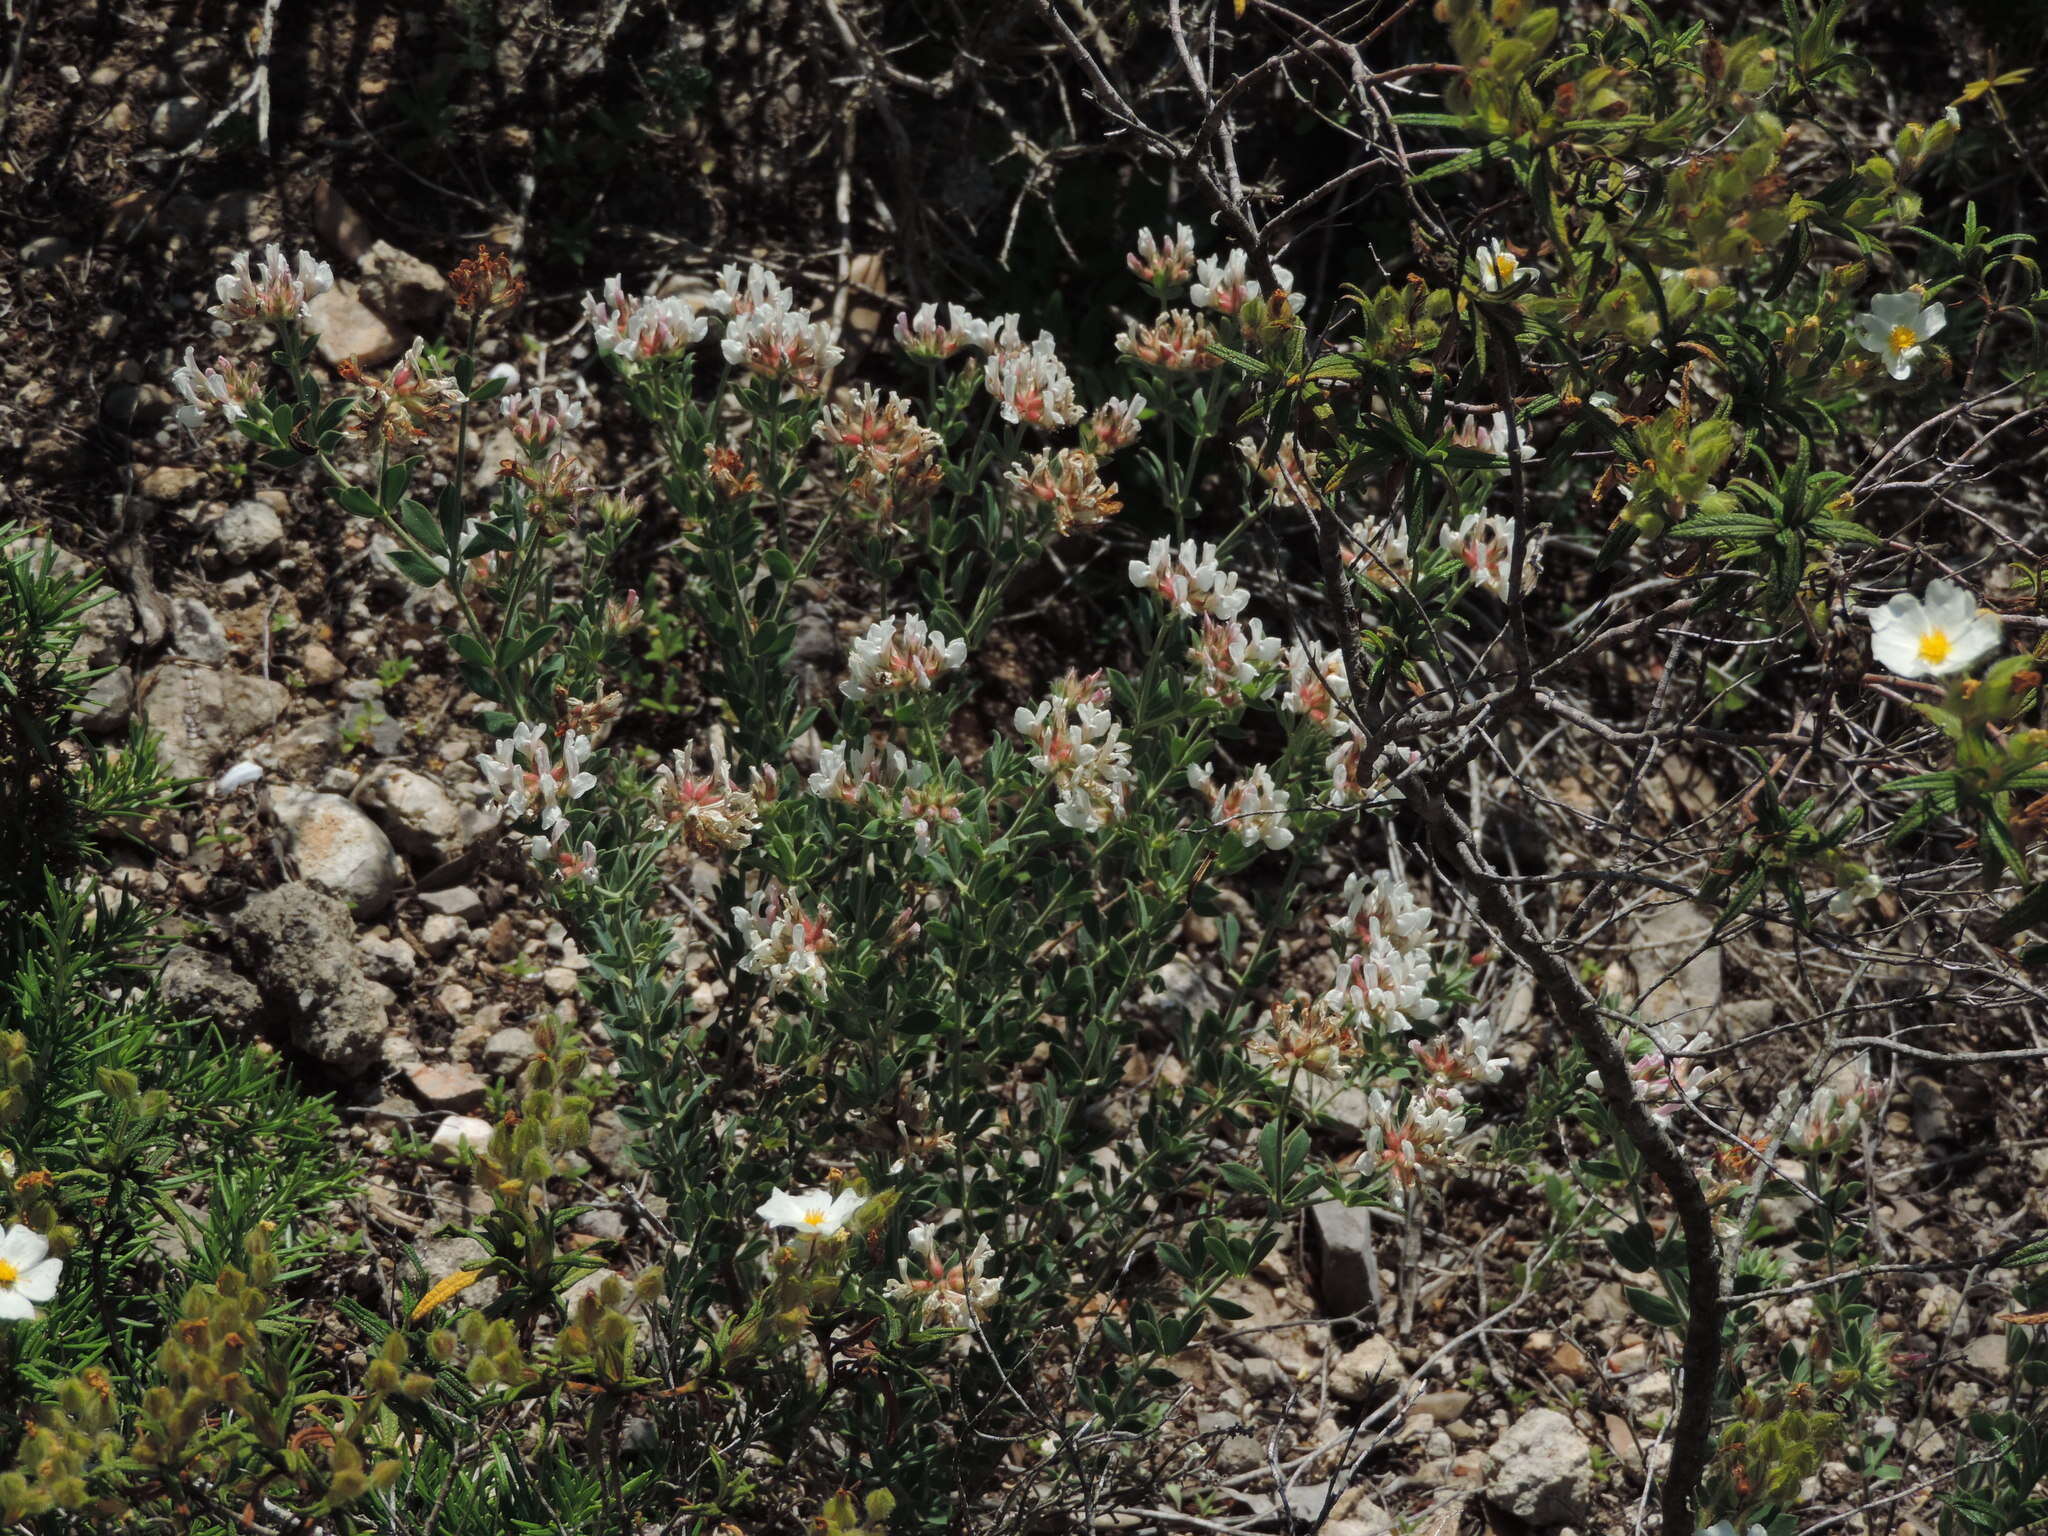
[14,4,2048,1534]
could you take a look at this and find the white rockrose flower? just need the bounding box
[0,1224,63,1322]
[1866,578,2001,678]
[756,1186,865,1241]
[1472,238,1523,294]
[1853,290,1945,380]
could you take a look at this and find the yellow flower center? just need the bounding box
[1917,628,1953,666]
[1888,324,1918,354]
[0,1259,16,1286]
[801,1208,827,1228]
[1493,254,1518,282]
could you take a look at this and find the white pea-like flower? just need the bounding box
[1127,224,1197,291]
[1865,578,2001,679]
[1440,511,1542,599]
[209,244,333,330]
[888,1223,1003,1328]
[731,887,835,1001]
[842,612,968,702]
[1129,537,1250,622]
[755,1187,866,1241]
[1852,291,1946,381]
[171,348,263,432]
[0,1224,63,1322]
[1189,761,1294,851]
[983,330,1084,430]
[1190,249,1293,315]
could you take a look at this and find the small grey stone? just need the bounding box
[1486,1407,1592,1526]
[418,885,486,924]
[408,1061,489,1111]
[307,283,403,368]
[357,934,417,988]
[159,945,262,1029]
[573,1208,627,1242]
[1330,1334,1405,1403]
[214,500,285,564]
[169,596,229,666]
[585,1108,636,1173]
[77,666,135,734]
[355,239,449,328]
[480,1025,538,1076]
[149,95,208,145]
[271,786,405,915]
[419,913,468,958]
[1310,1200,1377,1318]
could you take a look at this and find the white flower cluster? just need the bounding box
[583,261,845,391]
[894,301,978,361]
[1187,615,1284,707]
[1191,248,1294,315]
[982,328,1084,430]
[842,612,968,702]
[209,243,333,330]
[1347,517,1414,593]
[649,738,760,854]
[808,738,960,853]
[1440,511,1542,600]
[1409,1013,1511,1091]
[500,386,587,455]
[1129,537,1250,622]
[476,721,599,863]
[1363,1086,1468,1200]
[887,1222,1003,1329]
[1594,1026,1717,1120]
[1188,761,1293,851]
[1239,432,1323,510]
[1322,869,1440,1034]
[1789,1055,1883,1151]
[1281,643,1351,735]
[1127,224,1197,291]
[171,348,263,433]
[1014,672,1135,833]
[1327,731,1417,809]
[1447,410,1535,465]
[583,275,710,361]
[732,886,835,1001]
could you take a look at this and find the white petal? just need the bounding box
[14,1258,60,1304]
[0,1289,34,1321]
[0,1225,48,1271]
[1918,302,1946,340]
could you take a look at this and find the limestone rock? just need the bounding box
[308,282,403,368]
[356,763,482,868]
[272,787,404,915]
[159,945,262,1030]
[355,240,449,328]
[1486,1407,1592,1526]
[214,499,285,564]
[226,883,389,1075]
[140,665,288,779]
